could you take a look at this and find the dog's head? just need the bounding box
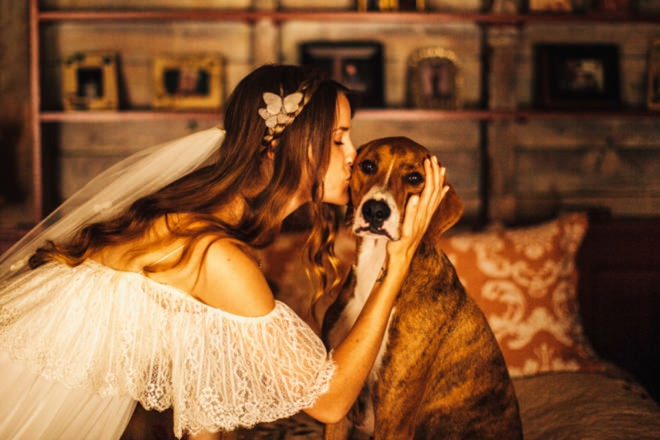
[349,136,463,243]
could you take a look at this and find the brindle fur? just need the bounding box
[323,137,523,440]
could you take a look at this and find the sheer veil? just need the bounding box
[0,126,225,279]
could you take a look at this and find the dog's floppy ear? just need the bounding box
[426,184,463,243]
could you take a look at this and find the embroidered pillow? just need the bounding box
[438,212,605,377]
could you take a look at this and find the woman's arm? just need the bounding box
[304,157,448,423]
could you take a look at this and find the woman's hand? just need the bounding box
[387,156,449,266]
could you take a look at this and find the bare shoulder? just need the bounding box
[192,238,275,317]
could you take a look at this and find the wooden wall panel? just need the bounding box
[54,119,220,200]
[511,120,660,218]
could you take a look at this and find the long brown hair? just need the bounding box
[30,64,351,301]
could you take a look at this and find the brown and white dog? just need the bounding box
[322,137,523,440]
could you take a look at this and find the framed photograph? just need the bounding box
[62,52,119,111]
[357,0,425,11]
[406,47,462,110]
[300,41,384,108]
[152,54,223,110]
[533,43,621,109]
[648,38,660,110]
[528,0,572,11]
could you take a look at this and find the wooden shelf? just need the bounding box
[28,0,660,223]
[39,108,660,123]
[37,10,660,25]
[40,110,223,122]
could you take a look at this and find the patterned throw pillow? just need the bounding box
[438,212,605,378]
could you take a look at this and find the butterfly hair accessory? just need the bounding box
[258,89,303,130]
[259,76,321,149]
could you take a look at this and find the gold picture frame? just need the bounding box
[152,54,224,110]
[357,0,425,11]
[407,47,463,110]
[62,52,119,111]
[647,37,660,110]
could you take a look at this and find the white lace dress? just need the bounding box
[0,260,335,439]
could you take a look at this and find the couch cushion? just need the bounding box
[438,212,605,377]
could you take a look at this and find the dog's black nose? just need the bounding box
[362,199,391,228]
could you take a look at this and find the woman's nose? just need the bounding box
[347,141,357,162]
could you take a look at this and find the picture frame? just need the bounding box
[528,0,572,12]
[406,47,463,110]
[357,0,425,11]
[152,54,223,110]
[62,52,119,111]
[533,43,621,109]
[300,41,384,108]
[648,38,660,110]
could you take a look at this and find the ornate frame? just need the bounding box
[62,52,119,111]
[406,47,463,110]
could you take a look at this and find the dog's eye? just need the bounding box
[360,160,377,175]
[406,172,424,186]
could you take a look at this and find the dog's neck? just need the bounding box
[354,236,389,302]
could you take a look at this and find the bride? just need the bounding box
[0,64,447,439]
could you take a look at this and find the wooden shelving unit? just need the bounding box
[26,0,660,225]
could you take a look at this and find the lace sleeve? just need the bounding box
[0,260,336,437]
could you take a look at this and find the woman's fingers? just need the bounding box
[400,156,449,242]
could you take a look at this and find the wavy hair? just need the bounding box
[30,64,352,303]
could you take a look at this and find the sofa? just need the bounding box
[232,212,660,440]
[122,212,660,439]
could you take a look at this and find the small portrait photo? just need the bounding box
[407,47,462,109]
[62,52,119,111]
[418,58,456,102]
[340,62,369,95]
[163,66,212,98]
[77,67,105,101]
[558,58,605,93]
[152,54,224,111]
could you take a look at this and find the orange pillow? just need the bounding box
[438,212,605,377]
